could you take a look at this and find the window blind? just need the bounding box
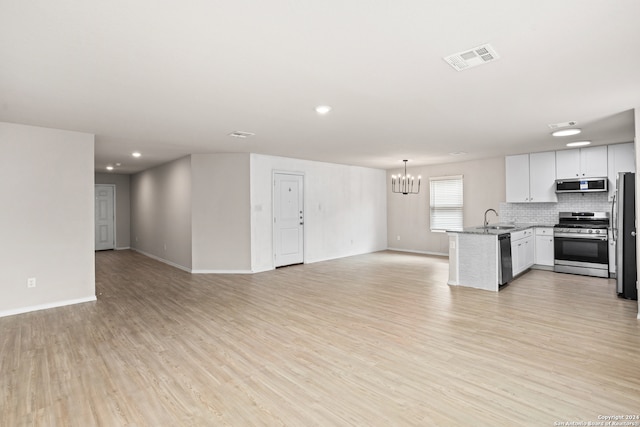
[430,175,463,231]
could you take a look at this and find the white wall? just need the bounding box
[250,154,388,272]
[635,107,640,319]
[191,154,251,272]
[131,156,192,270]
[0,122,95,316]
[387,156,506,255]
[95,173,131,249]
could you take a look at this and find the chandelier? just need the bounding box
[391,160,421,195]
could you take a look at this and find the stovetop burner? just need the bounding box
[555,211,610,232]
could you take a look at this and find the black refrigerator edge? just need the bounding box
[615,172,638,300]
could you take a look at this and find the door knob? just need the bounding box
[632,231,637,237]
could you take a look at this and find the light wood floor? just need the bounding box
[1,250,639,426]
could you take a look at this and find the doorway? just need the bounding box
[95,184,115,251]
[273,172,304,267]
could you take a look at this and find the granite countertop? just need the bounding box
[450,223,556,235]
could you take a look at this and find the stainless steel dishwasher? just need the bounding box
[498,233,513,285]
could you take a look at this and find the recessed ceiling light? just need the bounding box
[132,151,141,158]
[106,165,114,171]
[115,163,121,166]
[315,105,332,114]
[566,141,591,147]
[552,128,582,137]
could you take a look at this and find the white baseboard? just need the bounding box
[305,249,388,265]
[531,264,554,271]
[387,247,448,257]
[115,246,131,250]
[132,248,192,273]
[251,266,274,274]
[0,296,97,318]
[192,269,254,274]
[134,249,273,275]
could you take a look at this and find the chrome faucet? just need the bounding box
[484,208,498,227]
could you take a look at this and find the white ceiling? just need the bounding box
[1,1,638,174]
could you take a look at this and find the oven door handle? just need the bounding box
[554,232,608,241]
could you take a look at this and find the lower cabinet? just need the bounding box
[511,229,534,276]
[534,227,554,267]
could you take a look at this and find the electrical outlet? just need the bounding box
[27,277,36,288]
[396,235,401,241]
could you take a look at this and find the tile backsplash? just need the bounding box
[499,193,612,225]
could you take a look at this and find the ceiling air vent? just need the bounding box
[228,131,255,139]
[444,44,500,71]
[548,121,578,130]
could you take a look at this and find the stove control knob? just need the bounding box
[588,229,593,233]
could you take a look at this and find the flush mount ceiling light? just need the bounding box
[449,151,467,156]
[552,128,582,137]
[315,105,332,114]
[228,131,255,139]
[132,151,142,157]
[566,141,591,147]
[391,160,421,195]
[106,165,114,171]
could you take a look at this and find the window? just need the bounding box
[429,175,463,232]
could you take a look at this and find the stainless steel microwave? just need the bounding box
[555,177,608,193]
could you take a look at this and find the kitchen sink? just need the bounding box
[478,225,516,230]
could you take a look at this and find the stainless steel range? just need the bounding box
[554,212,610,278]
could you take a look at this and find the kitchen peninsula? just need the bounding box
[448,224,554,291]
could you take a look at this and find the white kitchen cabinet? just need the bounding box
[529,152,558,202]
[523,235,534,269]
[511,240,520,275]
[534,227,554,267]
[511,229,534,276]
[556,146,608,179]
[505,152,557,203]
[607,142,635,201]
[505,154,530,202]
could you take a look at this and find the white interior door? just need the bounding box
[95,185,115,251]
[274,172,304,267]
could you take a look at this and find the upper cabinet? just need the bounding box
[505,154,530,203]
[607,142,636,201]
[556,146,608,179]
[529,151,558,202]
[506,151,557,203]
[506,143,635,204]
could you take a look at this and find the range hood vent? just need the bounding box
[443,44,500,71]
